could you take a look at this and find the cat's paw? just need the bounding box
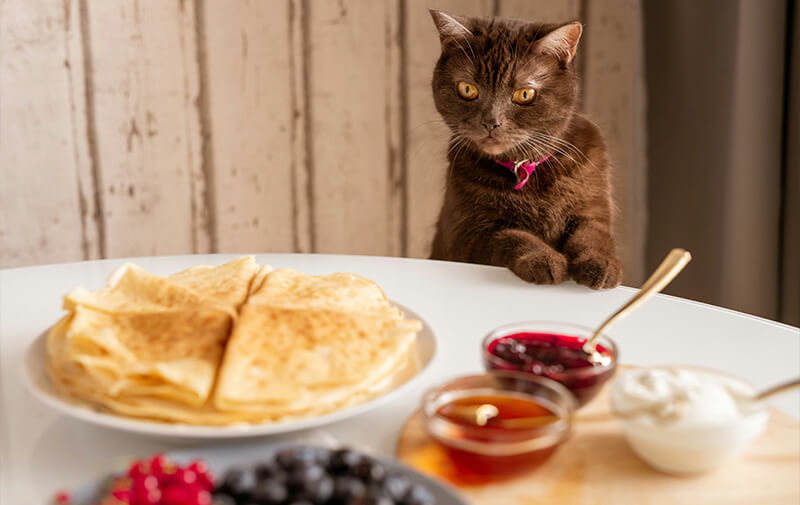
[569,253,623,289]
[510,250,569,284]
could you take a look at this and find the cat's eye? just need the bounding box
[512,88,537,105]
[457,81,479,100]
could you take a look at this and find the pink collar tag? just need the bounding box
[495,155,551,189]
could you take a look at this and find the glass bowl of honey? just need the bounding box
[422,371,576,481]
[482,321,618,407]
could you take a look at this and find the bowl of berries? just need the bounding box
[55,444,466,505]
[482,321,618,407]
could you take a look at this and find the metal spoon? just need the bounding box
[583,248,693,363]
[451,402,667,428]
[752,377,800,402]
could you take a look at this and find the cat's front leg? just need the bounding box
[490,229,569,284]
[563,219,623,289]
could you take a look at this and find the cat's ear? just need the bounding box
[537,22,583,64]
[430,9,473,45]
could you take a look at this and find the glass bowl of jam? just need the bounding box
[422,371,576,482]
[482,321,618,407]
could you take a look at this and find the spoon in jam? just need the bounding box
[583,248,693,364]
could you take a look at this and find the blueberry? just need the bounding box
[252,480,289,505]
[220,467,256,499]
[208,492,236,505]
[382,474,411,501]
[308,475,334,503]
[403,484,434,505]
[355,460,386,483]
[276,448,299,469]
[329,449,363,473]
[275,446,323,470]
[274,446,323,471]
[254,460,281,481]
[294,446,324,465]
[288,464,325,491]
[220,467,243,489]
[315,448,332,468]
[333,475,367,500]
[360,487,394,505]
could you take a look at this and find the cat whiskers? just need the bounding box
[531,131,591,167]
[447,134,470,163]
[527,134,579,165]
[521,134,580,176]
[514,138,570,179]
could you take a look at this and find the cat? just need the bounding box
[428,10,623,289]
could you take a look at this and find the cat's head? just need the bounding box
[430,10,582,158]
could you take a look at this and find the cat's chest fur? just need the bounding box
[437,156,579,255]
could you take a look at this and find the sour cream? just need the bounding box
[611,367,769,474]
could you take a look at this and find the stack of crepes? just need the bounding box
[46,257,421,425]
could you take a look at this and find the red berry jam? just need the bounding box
[484,332,616,406]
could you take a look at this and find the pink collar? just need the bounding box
[495,155,551,189]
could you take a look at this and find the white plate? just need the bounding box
[23,303,436,440]
[65,440,468,505]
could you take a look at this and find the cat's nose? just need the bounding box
[481,120,501,132]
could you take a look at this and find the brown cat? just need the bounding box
[428,10,623,289]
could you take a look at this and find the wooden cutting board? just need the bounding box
[396,381,800,505]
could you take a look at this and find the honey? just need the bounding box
[427,392,566,484]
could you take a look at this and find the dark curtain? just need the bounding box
[643,0,799,325]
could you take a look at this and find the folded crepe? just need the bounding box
[213,269,419,418]
[170,256,266,310]
[46,258,422,425]
[47,257,260,411]
[213,305,420,417]
[47,306,232,407]
[248,268,402,319]
[63,256,261,318]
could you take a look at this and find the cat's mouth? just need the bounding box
[472,135,512,156]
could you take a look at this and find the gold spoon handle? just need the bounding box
[754,378,800,401]
[588,248,692,347]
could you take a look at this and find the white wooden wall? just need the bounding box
[0,0,646,284]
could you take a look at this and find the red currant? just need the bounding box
[111,489,132,504]
[187,461,213,490]
[193,489,212,505]
[128,461,150,479]
[161,485,189,505]
[141,488,162,505]
[132,476,160,502]
[153,463,177,484]
[174,468,197,486]
[54,491,71,504]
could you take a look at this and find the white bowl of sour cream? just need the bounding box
[610,366,769,475]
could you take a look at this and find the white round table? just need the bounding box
[1,254,798,504]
